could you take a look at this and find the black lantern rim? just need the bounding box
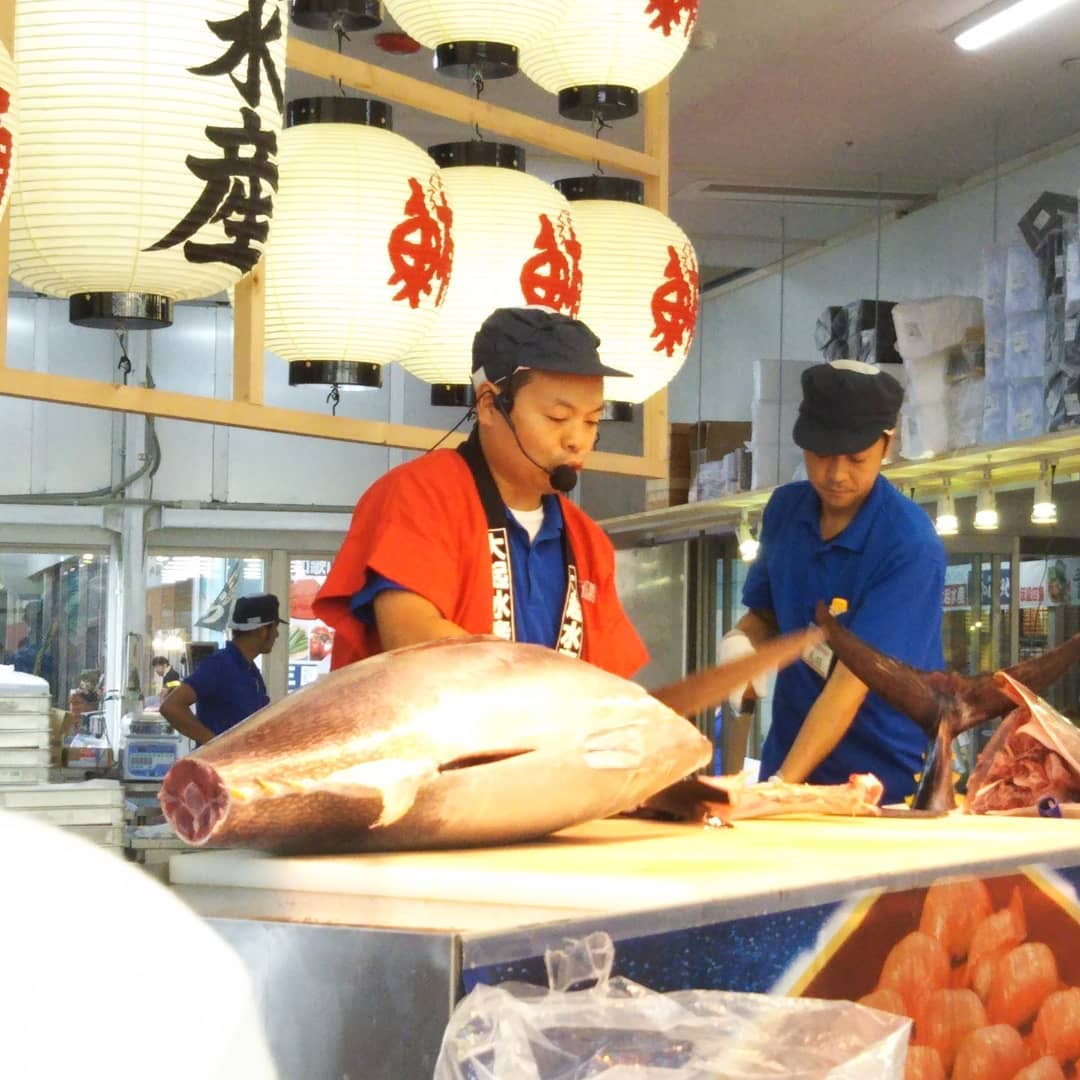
[288,360,383,389]
[601,401,634,423]
[286,96,392,130]
[69,292,173,331]
[434,41,518,80]
[288,0,382,31]
[555,176,644,205]
[427,140,524,170]
[558,85,639,123]
[430,383,473,407]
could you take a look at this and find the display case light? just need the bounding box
[1031,460,1058,524]
[737,512,759,562]
[973,470,999,531]
[935,484,959,536]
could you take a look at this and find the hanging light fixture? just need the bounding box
[737,512,759,562]
[0,44,16,224]
[1031,460,1058,525]
[935,482,959,536]
[263,96,453,398]
[521,0,699,121]
[289,0,381,30]
[974,468,999,531]
[381,0,572,78]
[554,175,699,411]
[401,141,580,405]
[10,1,288,330]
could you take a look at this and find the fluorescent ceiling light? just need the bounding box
[953,0,1077,51]
[684,182,927,209]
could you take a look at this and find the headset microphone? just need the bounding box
[493,393,578,494]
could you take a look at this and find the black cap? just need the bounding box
[792,360,904,456]
[228,594,287,631]
[470,307,630,389]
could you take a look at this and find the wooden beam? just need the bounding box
[287,38,662,180]
[232,267,265,405]
[0,366,667,477]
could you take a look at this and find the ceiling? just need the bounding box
[286,0,1080,285]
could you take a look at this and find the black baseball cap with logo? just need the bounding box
[228,594,287,631]
[470,306,630,389]
[792,360,904,456]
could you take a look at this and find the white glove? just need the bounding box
[717,629,770,713]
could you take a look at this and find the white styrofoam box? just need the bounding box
[902,349,949,406]
[0,731,50,750]
[0,715,50,734]
[1067,233,1080,319]
[752,358,813,403]
[982,381,1007,444]
[1005,310,1047,381]
[1007,378,1046,441]
[750,442,803,489]
[0,765,50,784]
[9,805,125,828]
[0,780,123,811]
[982,244,1008,310]
[0,748,50,766]
[892,296,982,361]
[750,398,799,444]
[1005,244,1044,316]
[899,401,948,458]
[946,377,985,451]
[0,667,50,699]
[984,325,1005,383]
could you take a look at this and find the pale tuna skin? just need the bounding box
[159,636,712,854]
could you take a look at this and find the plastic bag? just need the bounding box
[434,932,910,1080]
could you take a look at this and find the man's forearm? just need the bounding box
[733,609,779,647]
[775,661,868,782]
[162,706,215,746]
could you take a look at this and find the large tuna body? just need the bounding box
[159,636,712,854]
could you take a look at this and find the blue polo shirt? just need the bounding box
[183,640,269,737]
[351,495,568,647]
[743,476,945,803]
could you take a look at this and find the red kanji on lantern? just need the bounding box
[651,243,699,356]
[387,174,454,309]
[645,0,699,38]
[519,210,583,316]
[0,86,11,210]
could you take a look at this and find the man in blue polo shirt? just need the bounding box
[720,360,945,804]
[160,594,284,745]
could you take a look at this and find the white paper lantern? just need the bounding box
[11,0,288,328]
[521,0,698,119]
[556,176,698,404]
[264,97,453,390]
[0,44,17,224]
[401,142,581,401]
[383,0,572,78]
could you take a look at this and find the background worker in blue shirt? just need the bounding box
[719,360,946,804]
[161,594,284,745]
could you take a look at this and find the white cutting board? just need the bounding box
[169,813,1080,918]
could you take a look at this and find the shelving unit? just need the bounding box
[601,425,1080,545]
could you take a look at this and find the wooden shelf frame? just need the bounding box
[0,9,671,480]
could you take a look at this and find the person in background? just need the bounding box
[151,655,182,700]
[315,306,648,679]
[720,360,946,805]
[160,594,284,745]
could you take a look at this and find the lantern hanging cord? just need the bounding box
[333,17,351,95]
[427,404,477,453]
[472,69,485,140]
[327,384,341,416]
[115,329,132,385]
[592,112,611,176]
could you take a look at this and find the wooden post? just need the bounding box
[232,266,265,406]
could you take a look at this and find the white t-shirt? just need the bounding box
[508,505,545,543]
